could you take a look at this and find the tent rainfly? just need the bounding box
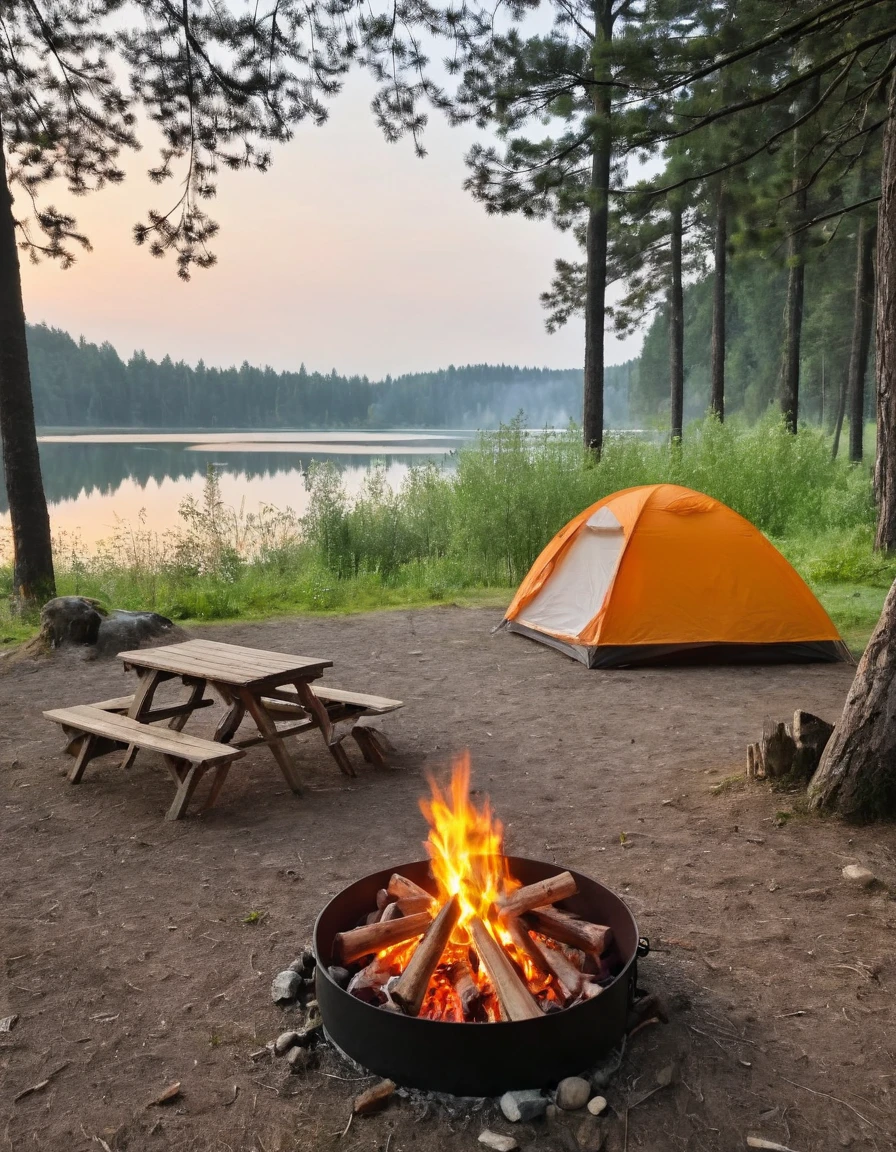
[500,484,850,668]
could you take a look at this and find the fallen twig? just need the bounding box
[746,1138,801,1151]
[774,1011,807,1018]
[628,1015,660,1039]
[92,1137,113,1152]
[340,1113,354,1139]
[780,1077,883,1132]
[13,1062,69,1102]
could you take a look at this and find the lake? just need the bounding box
[0,430,474,551]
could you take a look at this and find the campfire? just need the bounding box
[331,755,622,1023]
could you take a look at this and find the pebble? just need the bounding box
[557,1077,592,1111]
[842,864,876,887]
[478,1132,518,1152]
[273,1031,300,1056]
[500,1089,547,1122]
[587,1096,607,1116]
[286,1045,318,1073]
[270,970,302,1004]
[576,1116,605,1151]
[353,1079,396,1115]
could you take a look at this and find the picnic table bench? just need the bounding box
[43,639,404,819]
[43,704,245,820]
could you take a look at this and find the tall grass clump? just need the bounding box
[0,416,885,647]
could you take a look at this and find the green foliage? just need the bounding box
[0,419,887,651]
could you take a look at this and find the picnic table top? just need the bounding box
[117,639,333,687]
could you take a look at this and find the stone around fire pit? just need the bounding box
[271,970,303,1003]
[500,1089,547,1123]
[478,1132,518,1152]
[556,1076,591,1111]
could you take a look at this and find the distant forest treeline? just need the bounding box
[28,228,867,432]
[26,324,632,430]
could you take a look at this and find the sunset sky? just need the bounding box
[20,72,643,381]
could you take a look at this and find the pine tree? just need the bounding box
[454,0,705,455]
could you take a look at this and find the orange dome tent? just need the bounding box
[500,484,849,668]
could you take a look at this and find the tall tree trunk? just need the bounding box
[669,205,684,443]
[832,362,848,460]
[709,180,727,421]
[848,218,876,463]
[874,73,896,551]
[812,80,896,821]
[0,117,55,609]
[808,574,896,820]
[780,176,807,434]
[582,2,614,457]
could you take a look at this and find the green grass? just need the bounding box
[0,415,890,653]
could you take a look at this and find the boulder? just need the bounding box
[39,597,107,648]
[93,610,180,658]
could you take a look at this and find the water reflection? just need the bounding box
[0,431,471,550]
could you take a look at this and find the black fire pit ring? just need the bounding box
[314,856,641,1096]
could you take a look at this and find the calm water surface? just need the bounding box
[0,430,474,551]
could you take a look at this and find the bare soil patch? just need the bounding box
[1,606,894,1152]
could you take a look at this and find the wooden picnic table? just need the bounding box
[117,638,353,797]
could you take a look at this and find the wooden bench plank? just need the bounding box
[90,694,215,722]
[262,685,403,716]
[44,706,244,765]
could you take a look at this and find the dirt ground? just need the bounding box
[1,606,895,1152]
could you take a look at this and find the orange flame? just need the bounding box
[419,751,516,938]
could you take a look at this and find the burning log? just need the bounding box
[387,873,436,907]
[523,908,613,956]
[470,919,542,1021]
[447,959,482,1019]
[394,895,433,916]
[392,895,462,1016]
[380,901,402,922]
[334,911,431,965]
[498,871,578,919]
[502,918,583,1004]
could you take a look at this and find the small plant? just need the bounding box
[242,910,266,925]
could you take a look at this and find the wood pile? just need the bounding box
[329,870,620,1022]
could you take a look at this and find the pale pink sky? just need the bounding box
[20,72,643,380]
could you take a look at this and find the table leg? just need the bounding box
[123,669,164,769]
[165,762,206,820]
[238,688,304,795]
[68,734,98,783]
[168,678,207,733]
[292,680,356,778]
[202,763,232,812]
[214,686,246,744]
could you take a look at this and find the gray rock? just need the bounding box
[586,1096,607,1116]
[273,1031,300,1056]
[842,864,876,887]
[93,610,181,658]
[40,596,106,648]
[575,1116,604,1151]
[478,1133,518,1152]
[557,1077,592,1111]
[300,947,317,976]
[328,965,350,988]
[270,970,302,1004]
[500,1089,547,1122]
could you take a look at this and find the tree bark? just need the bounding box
[807,575,896,820]
[582,2,614,457]
[874,73,896,551]
[848,218,876,463]
[669,204,684,443]
[780,177,807,434]
[709,180,727,421]
[0,116,56,609]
